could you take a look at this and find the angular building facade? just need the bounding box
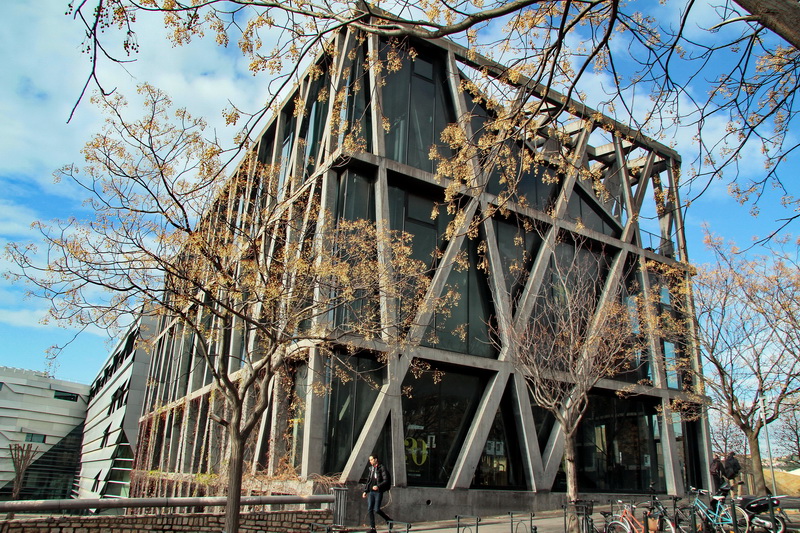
[0,367,89,501]
[77,320,152,504]
[132,23,710,523]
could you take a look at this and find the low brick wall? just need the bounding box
[0,509,332,532]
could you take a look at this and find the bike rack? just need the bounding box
[456,514,482,533]
[564,500,594,533]
[508,511,536,533]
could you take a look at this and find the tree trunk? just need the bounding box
[224,430,245,533]
[564,432,580,533]
[746,431,768,496]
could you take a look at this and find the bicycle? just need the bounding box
[679,486,749,533]
[607,483,684,533]
[564,499,615,533]
[606,499,676,533]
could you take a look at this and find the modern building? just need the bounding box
[131,20,710,523]
[77,320,152,504]
[0,366,89,500]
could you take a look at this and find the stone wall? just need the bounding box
[0,509,332,532]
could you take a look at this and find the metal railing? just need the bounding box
[0,490,345,525]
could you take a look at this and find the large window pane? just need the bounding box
[472,385,527,489]
[380,43,455,172]
[340,42,372,153]
[277,105,296,199]
[336,170,375,222]
[387,182,450,270]
[407,75,436,171]
[402,366,486,486]
[301,67,330,177]
[383,52,411,164]
[663,341,680,389]
[552,395,665,494]
[324,356,384,474]
[427,229,496,358]
[494,216,542,314]
[334,171,377,329]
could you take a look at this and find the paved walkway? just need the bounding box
[393,509,566,532]
[392,503,800,533]
[326,498,800,533]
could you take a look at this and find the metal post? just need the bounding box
[768,496,777,531]
[761,397,778,496]
[330,487,347,527]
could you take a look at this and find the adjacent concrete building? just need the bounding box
[130,20,710,523]
[0,366,89,500]
[77,321,151,503]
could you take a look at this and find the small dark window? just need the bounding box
[54,390,79,402]
[413,57,434,80]
[25,433,45,443]
[100,424,112,448]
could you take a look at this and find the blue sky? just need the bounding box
[0,0,791,384]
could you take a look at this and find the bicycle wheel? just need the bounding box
[674,506,696,533]
[645,514,678,533]
[660,516,678,533]
[606,520,632,533]
[719,505,749,533]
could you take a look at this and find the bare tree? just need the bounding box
[6,443,38,519]
[772,400,800,464]
[5,85,446,532]
[687,231,800,495]
[709,410,748,458]
[65,0,800,236]
[502,232,645,510]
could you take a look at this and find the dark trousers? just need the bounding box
[712,473,722,492]
[366,491,392,529]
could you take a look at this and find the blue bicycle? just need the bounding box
[677,486,749,533]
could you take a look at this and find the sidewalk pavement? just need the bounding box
[381,509,575,533]
[350,496,800,533]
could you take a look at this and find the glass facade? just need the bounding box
[133,25,702,511]
[402,365,486,486]
[553,394,666,493]
[429,233,496,357]
[324,355,385,474]
[341,42,372,153]
[486,148,561,213]
[1,424,85,501]
[300,63,331,178]
[387,180,450,269]
[277,103,296,199]
[471,385,527,489]
[566,186,622,238]
[381,44,455,172]
[494,216,542,314]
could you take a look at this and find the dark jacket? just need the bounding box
[710,457,722,477]
[363,463,391,494]
[723,455,741,478]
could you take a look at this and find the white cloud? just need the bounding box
[0,308,52,330]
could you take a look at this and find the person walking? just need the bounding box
[362,454,393,532]
[723,451,742,497]
[710,454,723,492]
